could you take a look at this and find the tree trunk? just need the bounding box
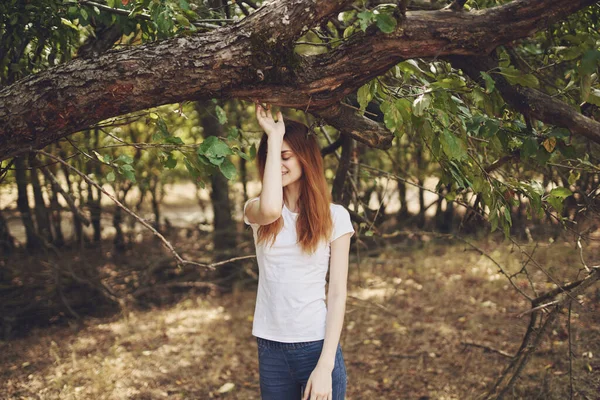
[87,129,102,243]
[56,143,85,246]
[415,141,426,229]
[44,164,65,247]
[150,175,161,232]
[198,100,238,287]
[396,140,410,221]
[0,209,15,255]
[332,133,354,206]
[29,154,54,244]
[13,156,41,249]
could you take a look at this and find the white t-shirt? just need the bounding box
[243,197,355,342]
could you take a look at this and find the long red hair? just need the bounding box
[255,119,332,254]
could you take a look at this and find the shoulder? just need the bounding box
[329,203,352,224]
[330,202,350,215]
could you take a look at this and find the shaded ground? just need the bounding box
[1,238,599,399]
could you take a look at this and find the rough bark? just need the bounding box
[332,133,354,206]
[0,0,598,161]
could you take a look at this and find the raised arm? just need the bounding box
[244,103,286,226]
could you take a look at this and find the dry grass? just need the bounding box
[1,238,599,399]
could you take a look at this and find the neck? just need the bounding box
[284,183,301,212]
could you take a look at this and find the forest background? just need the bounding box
[0,0,599,398]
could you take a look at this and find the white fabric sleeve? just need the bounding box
[330,205,355,242]
[243,197,260,226]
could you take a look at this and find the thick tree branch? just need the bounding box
[448,55,600,145]
[0,0,597,161]
[314,103,394,149]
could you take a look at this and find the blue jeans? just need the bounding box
[257,337,347,400]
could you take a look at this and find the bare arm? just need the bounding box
[245,103,285,225]
[302,231,352,400]
[318,231,352,370]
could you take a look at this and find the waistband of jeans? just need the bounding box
[256,337,324,349]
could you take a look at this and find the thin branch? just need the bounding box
[460,341,513,359]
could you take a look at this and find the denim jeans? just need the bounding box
[257,337,347,400]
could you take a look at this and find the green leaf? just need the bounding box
[516,74,539,88]
[219,158,237,180]
[175,14,191,26]
[183,157,201,179]
[115,154,134,164]
[164,136,184,144]
[560,46,584,61]
[412,94,431,117]
[581,72,592,102]
[440,129,467,160]
[580,49,600,75]
[343,26,355,38]
[380,100,403,134]
[480,71,495,94]
[481,119,499,138]
[548,128,570,139]
[568,171,580,186]
[496,66,539,88]
[93,150,106,163]
[207,155,224,166]
[521,137,538,158]
[466,115,485,135]
[156,118,170,137]
[122,169,136,183]
[489,210,499,232]
[179,0,190,10]
[165,154,177,169]
[357,10,375,32]
[431,77,465,90]
[198,136,233,159]
[529,180,544,196]
[215,105,228,124]
[587,88,600,107]
[375,12,396,33]
[227,127,239,140]
[534,147,551,165]
[106,171,115,182]
[357,83,372,112]
[234,148,252,161]
[549,187,573,199]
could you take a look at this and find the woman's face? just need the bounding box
[281,140,302,187]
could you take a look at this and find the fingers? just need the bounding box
[302,380,312,400]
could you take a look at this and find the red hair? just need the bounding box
[255,119,332,254]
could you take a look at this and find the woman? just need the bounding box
[243,103,354,400]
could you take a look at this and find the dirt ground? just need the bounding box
[1,237,599,400]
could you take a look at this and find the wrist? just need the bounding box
[316,359,335,372]
[267,134,284,143]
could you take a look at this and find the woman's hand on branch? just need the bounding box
[255,102,285,138]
